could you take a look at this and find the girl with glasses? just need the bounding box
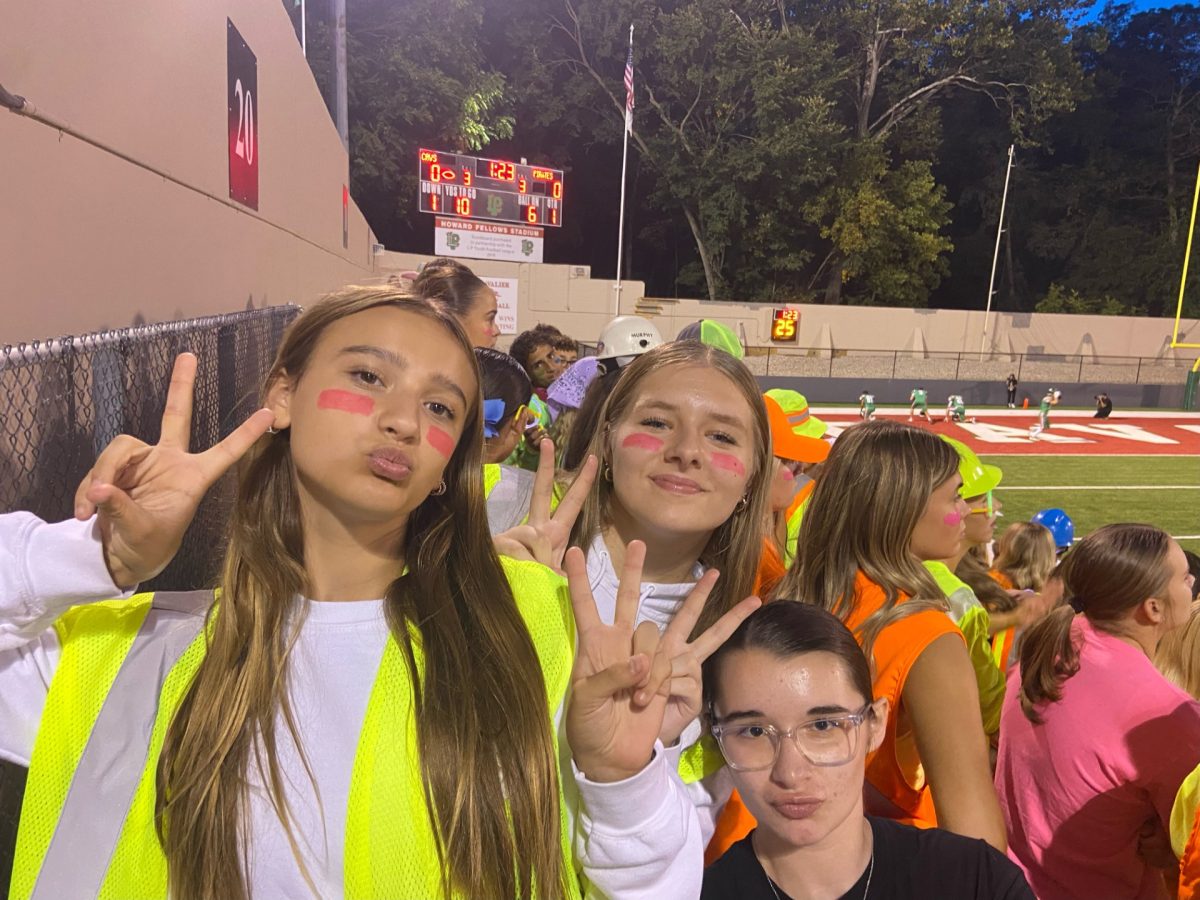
[775,421,1007,850]
[701,603,1032,899]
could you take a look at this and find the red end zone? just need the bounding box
[812,412,1200,455]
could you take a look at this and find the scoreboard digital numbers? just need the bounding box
[771,308,799,343]
[418,149,564,227]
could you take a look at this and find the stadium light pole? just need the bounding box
[333,0,348,148]
[981,144,1015,357]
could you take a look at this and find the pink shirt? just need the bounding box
[996,616,1200,900]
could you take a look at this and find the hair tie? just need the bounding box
[482,398,507,438]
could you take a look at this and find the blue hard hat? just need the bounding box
[1032,508,1075,549]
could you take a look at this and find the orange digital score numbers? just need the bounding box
[418,149,564,227]
[771,309,799,343]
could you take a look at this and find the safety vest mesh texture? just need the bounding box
[14,559,577,899]
[11,596,152,900]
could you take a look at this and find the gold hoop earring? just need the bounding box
[735,494,749,513]
[430,480,447,496]
[603,464,613,483]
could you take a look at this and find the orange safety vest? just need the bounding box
[754,537,787,600]
[845,571,961,828]
[704,570,963,865]
[986,569,1017,669]
[1182,816,1200,900]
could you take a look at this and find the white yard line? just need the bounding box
[1000,485,1200,490]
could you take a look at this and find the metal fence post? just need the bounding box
[1135,357,1143,384]
[1077,355,1084,382]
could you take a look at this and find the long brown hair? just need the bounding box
[776,421,958,652]
[956,550,1015,613]
[411,257,491,321]
[1019,523,1174,723]
[156,287,566,899]
[995,522,1057,592]
[568,341,771,638]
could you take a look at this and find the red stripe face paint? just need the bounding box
[943,512,964,527]
[426,426,455,459]
[317,389,374,416]
[621,433,664,452]
[710,452,747,478]
[780,467,795,482]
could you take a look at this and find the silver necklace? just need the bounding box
[763,850,874,900]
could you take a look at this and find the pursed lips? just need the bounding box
[367,446,414,481]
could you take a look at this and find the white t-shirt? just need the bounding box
[0,513,705,898]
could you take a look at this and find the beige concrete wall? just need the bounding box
[378,252,643,348]
[634,297,1199,361]
[1,0,376,344]
[379,252,1199,361]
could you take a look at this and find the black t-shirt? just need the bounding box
[701,818,1034,900]
[1006,376,1018,390]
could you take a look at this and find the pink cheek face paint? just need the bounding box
[317,389,374,416]
[621,433,664,452]
[710,452,747,478]
[426,425,456,459]
[943,511,964,527]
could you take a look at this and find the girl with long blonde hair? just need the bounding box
[531,340,771,842]
[775,420,1006,851]
[1,287,735,899]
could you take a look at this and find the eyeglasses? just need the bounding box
[966,491,997,517]
[709,703,872,771]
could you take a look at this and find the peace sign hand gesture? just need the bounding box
[73,353,275,588]
[565,540,762,783]
[657,582,762,748]
[493,438,598,574]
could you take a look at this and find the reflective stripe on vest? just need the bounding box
[13,590,211,900]
[14,558,577,899]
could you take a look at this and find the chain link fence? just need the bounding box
[0,305,299,888]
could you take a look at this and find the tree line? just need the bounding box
[290,0,1200,316]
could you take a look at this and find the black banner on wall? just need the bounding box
[227,20,258,209]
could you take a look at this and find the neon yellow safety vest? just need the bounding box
[11,557,577,900]
[923,561,1006,735]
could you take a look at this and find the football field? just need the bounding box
[809,407,1200,552]
[978,455,1199,554]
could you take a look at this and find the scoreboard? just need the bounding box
[770,309,799,343]
[418,149,564,227]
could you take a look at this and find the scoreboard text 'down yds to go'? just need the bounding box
[418,149,564,227]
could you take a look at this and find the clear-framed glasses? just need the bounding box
[709,703,872,771]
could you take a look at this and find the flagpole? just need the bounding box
[614,23,633,317]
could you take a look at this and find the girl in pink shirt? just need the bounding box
[996,524,1200,899]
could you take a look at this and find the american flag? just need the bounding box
[623,41,634,134]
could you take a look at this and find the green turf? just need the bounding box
[981,455,1200,553]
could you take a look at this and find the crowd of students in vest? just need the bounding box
[2,258,1200,899]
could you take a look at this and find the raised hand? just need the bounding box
[657,576,762,746]
[566,541,674,783]
[73,353,275,588]
[492,438,597,574]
